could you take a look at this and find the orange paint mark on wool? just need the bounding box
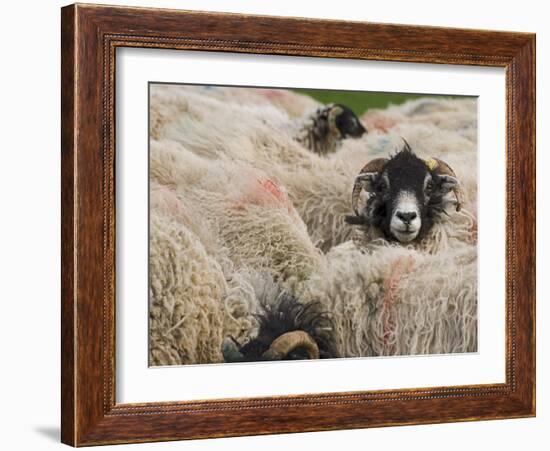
[260,89,284,100]
[362,113,397,133]
[237,176,291,211]
[381,255,415,355]
[152,183,186,217]
[468,215,478,244]
[230,175,302,223]
[258,178,288,206]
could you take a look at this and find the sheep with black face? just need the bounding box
[346,140,464,243]
[295,103,367,155]
[221,286,338,363]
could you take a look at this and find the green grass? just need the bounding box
[293,89,468,116]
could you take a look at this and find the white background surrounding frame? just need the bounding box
[2,0,546,449]
[116,48,506,403]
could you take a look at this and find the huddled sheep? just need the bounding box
[148,84,478,365]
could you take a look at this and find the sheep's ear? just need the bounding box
[355,172,378,192]
[438,175,459,195]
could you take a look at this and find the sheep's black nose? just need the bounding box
[396,211,417,224]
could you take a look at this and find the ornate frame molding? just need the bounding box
[61,4,535,446]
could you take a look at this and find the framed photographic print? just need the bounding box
[61,3,536,446]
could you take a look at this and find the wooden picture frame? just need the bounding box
[61,3,536,446]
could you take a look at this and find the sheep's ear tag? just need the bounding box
[424,158,438,171]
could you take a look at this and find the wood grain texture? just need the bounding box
[60,5,76,445]
[60,3,536,446]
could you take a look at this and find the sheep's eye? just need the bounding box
[377,180,388,192]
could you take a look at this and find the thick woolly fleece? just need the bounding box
[300,242,477,357]
[148,85,478,365]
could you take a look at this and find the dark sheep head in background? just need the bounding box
[332,104,367,139]
[222,288,338,363]
[297,103,367,155]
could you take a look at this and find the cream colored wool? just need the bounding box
[148,211,227,365]
[362,97,478,143]
[149,184,264,366]
[150,89,364,251]
[150,181,220,257]
[301,241,477,357]
[191,188,325,284]
[150,138,324,282]
[150,85,296,143]
[151,86,477,253]
[148,86,479,363]
[171,84,320,118]
[148,189,321,365]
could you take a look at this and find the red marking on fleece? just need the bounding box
[231,173,301,223]
[381,256,414,355]
[260,89,284,100]
[155,184,185,217]
[257,178,287,206]
[362,113,398,133]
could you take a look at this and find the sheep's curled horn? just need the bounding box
[262,330,320,360]
[351,157,388,216]
[351,155,465,216]
[424,157,464,212]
